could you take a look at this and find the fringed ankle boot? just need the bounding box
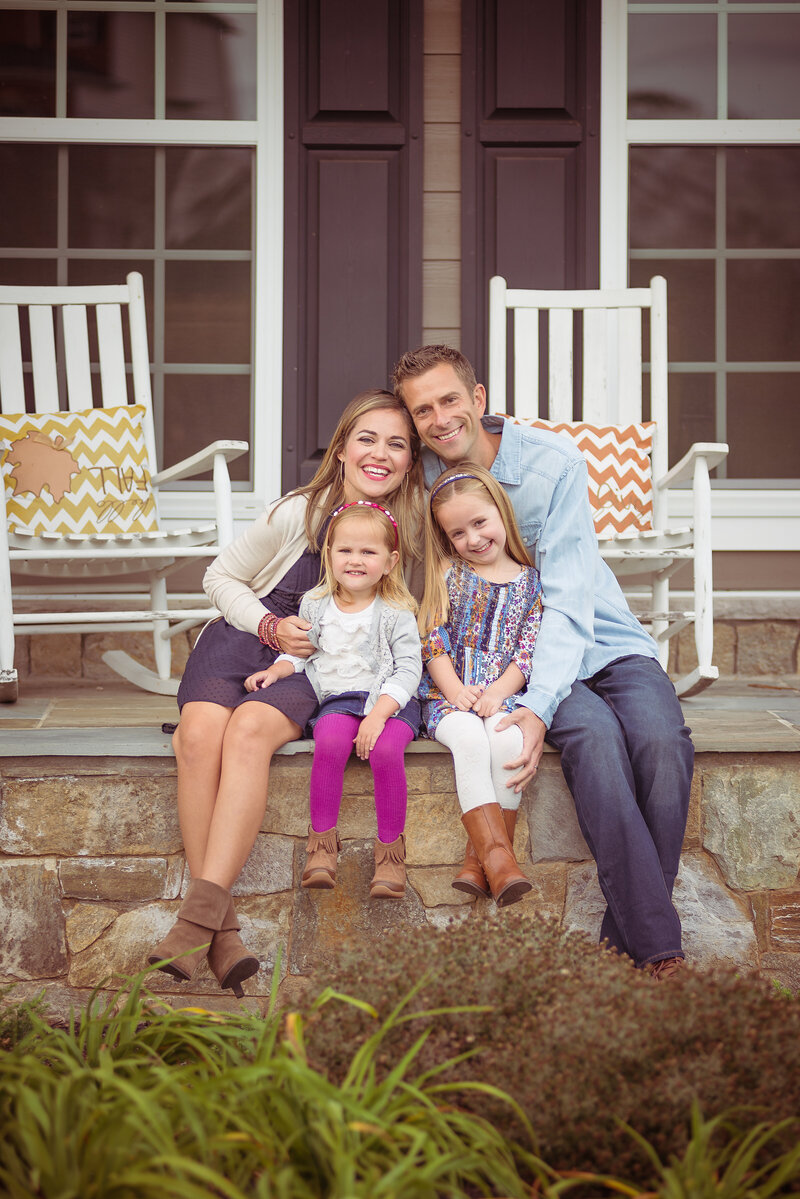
[302,825,341,889]
[370,833,406,899]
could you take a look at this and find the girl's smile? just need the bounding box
[330,515,399,608]
[436,492,519,581]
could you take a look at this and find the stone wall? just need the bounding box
[11,619,800,684]
[2,745,799,1017]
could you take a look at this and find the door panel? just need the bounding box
[283,0,422,487]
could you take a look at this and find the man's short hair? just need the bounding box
[392,345,478,402]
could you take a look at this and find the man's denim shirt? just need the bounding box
[423,415,658,728]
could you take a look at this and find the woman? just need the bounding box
[148,390,425,996]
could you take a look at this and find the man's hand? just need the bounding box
[494,707,547,793]
[275,615,314,657]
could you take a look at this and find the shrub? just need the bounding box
[303,913,800,1185]
[0,969,541,1198]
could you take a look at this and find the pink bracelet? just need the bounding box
[257,612,281,651]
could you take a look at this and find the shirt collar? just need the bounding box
[484,414,522,484]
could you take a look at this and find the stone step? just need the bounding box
[2,743,799,1019]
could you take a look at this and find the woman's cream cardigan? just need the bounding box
[203,493,315,637]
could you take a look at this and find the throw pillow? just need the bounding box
[501,416,655,537]
[0,405,159,536]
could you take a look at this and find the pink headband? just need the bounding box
[429,471,480,502]
[330,500,399,548]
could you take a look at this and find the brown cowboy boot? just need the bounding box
[148,878,232,981]
[207,896,259,998]
[302,825,341,889]
[370,833,406,899]
[452,809,521,898]
[461,803,532,907]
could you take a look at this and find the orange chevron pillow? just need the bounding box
[502,417,655,538]
[0,405,159,536]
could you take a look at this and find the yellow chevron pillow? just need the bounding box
[0,405,159,535]
[501,417,655,538]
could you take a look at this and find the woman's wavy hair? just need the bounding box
[418,462,532,635]
[312,502,417,613]
[272,389,425,569]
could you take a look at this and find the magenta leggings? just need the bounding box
[310,712,413,843]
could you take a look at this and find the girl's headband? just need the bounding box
[429,471,480,502]
[330,500,399,548]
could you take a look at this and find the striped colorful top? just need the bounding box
[419,558,543,736]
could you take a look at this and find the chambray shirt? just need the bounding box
[423,415,658,728]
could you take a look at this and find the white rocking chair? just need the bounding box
[0,271,248,702]
[488,274,728,698]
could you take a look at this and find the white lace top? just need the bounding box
[312,599,377,698]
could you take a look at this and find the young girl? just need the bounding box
[245,501,422,899]
[418,464,543,907]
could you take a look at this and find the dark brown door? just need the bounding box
[283,0,423,487]
[461,0,601,379]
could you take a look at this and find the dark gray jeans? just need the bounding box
[545,655,694,968]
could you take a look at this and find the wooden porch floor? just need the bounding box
[1,675,799,757]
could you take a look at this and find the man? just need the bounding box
[393,345,694,979]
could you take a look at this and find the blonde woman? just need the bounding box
[149,391,424,995]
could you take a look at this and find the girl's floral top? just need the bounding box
[419,558,543,735]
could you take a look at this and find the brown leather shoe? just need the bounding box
[302,825,341,889]
[453,809,520,898]
[148,878,231,982]
[461,803,531,907]
[370,833,406,899]
[646,956,686,981]
[207,897,259,998]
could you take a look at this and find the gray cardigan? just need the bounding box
[285,592,422,713]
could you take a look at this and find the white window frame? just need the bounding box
[0,0,284,530]
[599,0,800,554]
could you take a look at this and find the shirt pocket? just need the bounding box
[516,520,541,552]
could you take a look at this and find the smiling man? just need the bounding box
[393,344,694,981]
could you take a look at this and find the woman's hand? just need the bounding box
[276,615,314,657]
[355,711,387,759]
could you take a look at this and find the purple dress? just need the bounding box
[177,549,320,730]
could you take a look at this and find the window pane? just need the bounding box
[666,374,717,468]
[628,14,717,119]
[727,261,800,362]
[728,148,800,250]
[67,13,154,118]
[165,14,256,120]
[727,374,800,479]
[728,15,800,119]
[165,262,251,363]
[0,145,57,246]
[165,148,252,250]
[630,147,716,248]
[69,146,155,249]
[164,375,251,482]
[630,259,715,363]
[0,10,56,116]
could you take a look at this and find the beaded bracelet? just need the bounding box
[257,612,281,651]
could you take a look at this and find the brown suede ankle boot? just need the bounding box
[460,804,531,907]
[302,825,341,889]
[370,833,406,899]
[148,878,231,981]
[207,897,259,998]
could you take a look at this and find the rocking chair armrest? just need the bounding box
[655,442,729,490]
[151,441,249,486]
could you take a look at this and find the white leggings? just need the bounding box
[435,710,524,814]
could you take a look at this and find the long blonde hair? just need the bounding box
[271,389,425,569]
[418,463,532,634]
[312,502,417,613]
